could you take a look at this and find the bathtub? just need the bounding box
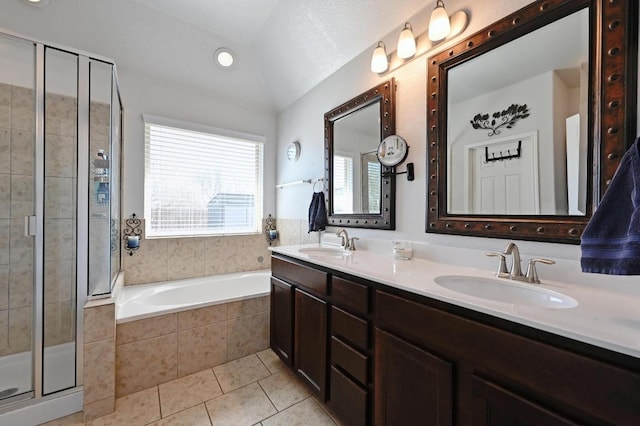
[117,269,272,323]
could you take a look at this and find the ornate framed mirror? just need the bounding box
[427,0,637,243]
[325,79,396,229]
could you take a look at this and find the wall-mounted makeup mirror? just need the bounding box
[427,0,637,243]
[325,79,396,229]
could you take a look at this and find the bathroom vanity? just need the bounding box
[269,246,640,426]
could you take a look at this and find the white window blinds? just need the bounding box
[333,154,354,214]
[144,116,264,237]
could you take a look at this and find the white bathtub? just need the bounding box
[117,270,272,323]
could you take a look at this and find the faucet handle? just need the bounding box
[347,237,359,251]
[525,258,556,284]
[486,252,509,277]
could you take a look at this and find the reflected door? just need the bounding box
[467,134,540,215]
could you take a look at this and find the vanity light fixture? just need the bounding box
[20,0,51,7]
[214,47,235,69]
[429,0,451,41]
[370,2,468,76]
[370,41,389,73]
[397,23,417,59]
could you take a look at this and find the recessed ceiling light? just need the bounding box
[20,0,51,7]
[214,48,235,69]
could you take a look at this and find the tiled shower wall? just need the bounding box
[0,83,78,357]
[122,218,273,286]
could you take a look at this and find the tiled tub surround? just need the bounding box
[115,294,270,398]
[122,218,273,286]
[274,218,320,246]
[83,300,117,422]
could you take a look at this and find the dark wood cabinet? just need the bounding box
[469,375,579,426]
[374,328,453,426]
[329,366,368,426]
[327,277,371,426]
[294,288,328,398]
[270,277,293,365]
[270,254,640,426]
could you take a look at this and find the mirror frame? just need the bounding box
[325,78,396,229]
[427,0,638,243]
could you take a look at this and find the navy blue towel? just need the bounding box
[308,191,327,233]
[581,137,640,274]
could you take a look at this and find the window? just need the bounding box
[144,115,264,237]
[333,153,353,214]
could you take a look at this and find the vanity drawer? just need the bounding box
[331,306,368,351]
[331,336,367,385]
[328,366,367,426]
[332,276,369,316]
[271,256,328,295]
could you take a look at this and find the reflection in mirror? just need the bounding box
[427,0,638,243]
[325,79,396,229]
[447,9,588,216]
[332,102,381,214]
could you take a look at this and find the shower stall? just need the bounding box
[0,28,121,417]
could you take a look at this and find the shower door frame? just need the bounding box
[0,27,122,408]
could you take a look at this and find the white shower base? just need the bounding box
[0,342,76,398]
[0,342,81,425]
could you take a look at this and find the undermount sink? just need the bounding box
[298,247,351,258]
[434,275,577,309]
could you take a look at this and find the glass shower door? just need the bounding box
[42,47,78,395]
[0,34,36,401]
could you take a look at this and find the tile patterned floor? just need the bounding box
[42,349,340,426]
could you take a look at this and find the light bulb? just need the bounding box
[429,0,451,41]
[397,23,417,59]
[214,48,235,68]
[370,41,388,73]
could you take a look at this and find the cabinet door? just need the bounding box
[329,366,367,426]
[270,277,293,366]
[374,328,453,426]
[294,288,328,399]
[470,375,579,426]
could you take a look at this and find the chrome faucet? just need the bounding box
[336,228,359,250]
[486,242,555,284]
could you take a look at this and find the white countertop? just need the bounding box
[270,244,640,359]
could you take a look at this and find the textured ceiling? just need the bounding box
[127,0,430,110]
[128,0,280,45]
[2,0,431,111]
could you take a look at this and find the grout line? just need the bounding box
[256,379,279,412]
[152,403,212,425]
[203,398,215,426]
[209,367,223,395]
[255,349,272,374]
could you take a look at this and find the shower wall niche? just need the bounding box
[0,30,122,410]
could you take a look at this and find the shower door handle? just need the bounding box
[24,215,36,237]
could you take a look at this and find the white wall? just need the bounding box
[448,72,558,214]
[275,0,634,266]
[118,69,277,218]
